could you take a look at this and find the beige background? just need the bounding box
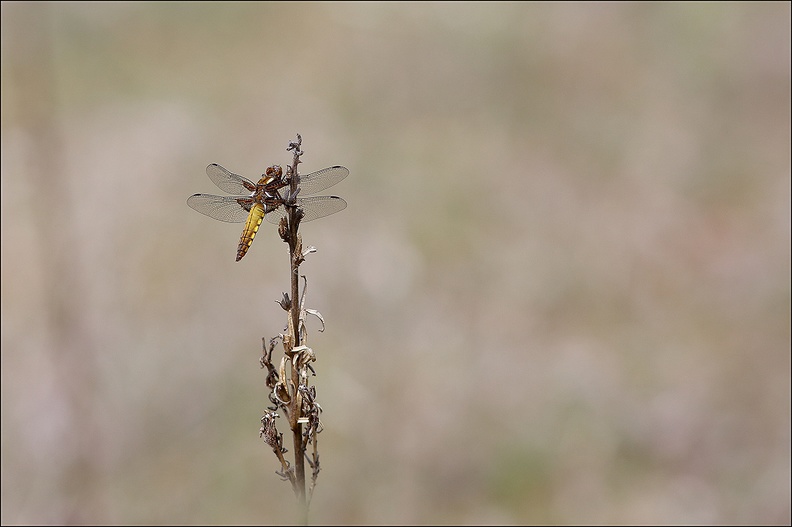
[2,2,790,524]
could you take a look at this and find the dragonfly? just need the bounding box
[187,163,348,261]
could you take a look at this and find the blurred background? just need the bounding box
[1,1,789,524]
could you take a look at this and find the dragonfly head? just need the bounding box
[265,165,282,180]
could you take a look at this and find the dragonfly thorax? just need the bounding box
[255,165,285,189]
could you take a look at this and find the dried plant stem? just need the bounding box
[258,134,328,523]
[286,136,307,505]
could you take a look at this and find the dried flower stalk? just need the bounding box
[259,135,331,516]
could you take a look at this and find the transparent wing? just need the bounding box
[292,166,349,196]
[264,196,348,224]
[187,194,252,223]
[205,164,257,195]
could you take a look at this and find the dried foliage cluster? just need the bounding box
[258,135,326,511]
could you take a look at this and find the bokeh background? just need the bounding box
[2,1,790,524]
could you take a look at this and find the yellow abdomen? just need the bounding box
[236,203,265,261]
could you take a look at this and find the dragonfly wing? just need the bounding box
[206,164,257,195]
[264,195,347,224]
[294,166,349,196]
[187,194,252,223]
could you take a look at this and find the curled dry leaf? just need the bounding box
[274,357,291,404]
[277,292,291,311]
[292,345,316,371]
[305,309,325,332]
[260,412,280,449]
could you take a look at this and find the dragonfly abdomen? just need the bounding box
[236,202,266,261]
